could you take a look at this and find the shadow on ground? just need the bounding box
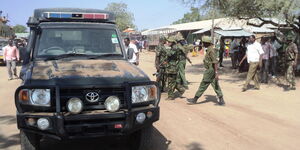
[0,133,20,149]
[186,142,204,150]
[41,127,169,150]
[0,115,17,125]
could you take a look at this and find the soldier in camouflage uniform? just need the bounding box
[166,36,185,100]
[285,35,298,90]
[176,36,193,89]
[187,36,225,105]
[155,36,168,92]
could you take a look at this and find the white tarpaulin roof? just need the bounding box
[192,28,211,34]
[215,30,253,37]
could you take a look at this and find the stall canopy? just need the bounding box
[192,28,211,34]
[215,29,253,37]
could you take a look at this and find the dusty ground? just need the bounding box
[0,51,300,150]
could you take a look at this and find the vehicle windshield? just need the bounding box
[0,41,8,49]
[35,28,123,58]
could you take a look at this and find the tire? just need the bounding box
[129,125,154,150]
[20,130,41,150]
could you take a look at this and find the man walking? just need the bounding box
[240,35,264,91]
[3,40,19,80]
[187,36,225,105]
[285,34,298,90]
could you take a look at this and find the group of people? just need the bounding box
[155,33,225,105]
[155,32,298,105]
[224,34,298,91]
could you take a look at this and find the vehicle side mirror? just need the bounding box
[20,47,30,65]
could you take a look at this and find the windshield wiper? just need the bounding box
[43,53,89,61]
[88,54,123,59]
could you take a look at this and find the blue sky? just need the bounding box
[0,0,191,30]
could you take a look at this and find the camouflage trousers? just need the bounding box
[177,61,188,87]
[286,61,296,88]
[157,68,167,92]
[167,74,185,98]
[195,67,223,98]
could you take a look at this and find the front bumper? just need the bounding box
[17,106,159,140]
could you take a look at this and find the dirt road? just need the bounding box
[0,51,300,150]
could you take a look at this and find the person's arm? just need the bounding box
[258,43,264,67]
[135,52,139,65]
[16,47,20,61]
[293,44,298,67]
[239,55,247,66]
[214,63,219,80]
[3,47,6,62]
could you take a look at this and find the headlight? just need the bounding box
[104,96,120,112]
[132,85,158,104]
[18,89,51,107]
[30,89,51,106]
[67,98,83,114]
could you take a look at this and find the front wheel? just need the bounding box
[129,125,154,150]
[20,130,41,150]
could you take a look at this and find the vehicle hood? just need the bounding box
[30,59,149,85]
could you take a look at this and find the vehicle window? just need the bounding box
[36,28,122,57]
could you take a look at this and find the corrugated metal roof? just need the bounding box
[215,30,253,37]
[15,33,29,38]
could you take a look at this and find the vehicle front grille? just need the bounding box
[64,113,126,137]
[59,87,127,112]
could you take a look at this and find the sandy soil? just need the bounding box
[0,51,300,150]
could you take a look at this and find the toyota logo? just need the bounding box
[85,92,100,102]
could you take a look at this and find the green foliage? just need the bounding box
[13,24,27,33]
[180,0,300,30]
[172,6,224,24]
[172,7,201,24]
[105,2,136,31]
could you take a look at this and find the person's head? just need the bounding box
[124,37,130,46]
[286,34,294,43]
[159,36,166,44]
[249,35,256,43]
[8,40,13,46]
[201,36,213,48]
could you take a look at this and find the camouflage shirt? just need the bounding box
[203,46,218,69]
[286,42,298,61]
[155,44,168,69]
[166,44,180,74]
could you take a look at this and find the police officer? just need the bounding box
[285,34,298,90]
[187,36,225,105]
[166,36,185,100]
[155,36,168,92]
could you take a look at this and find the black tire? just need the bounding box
[129,125,154,150]
[20,130,41,150]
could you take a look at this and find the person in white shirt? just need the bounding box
[124,38,139,65]
[239,35,264,91]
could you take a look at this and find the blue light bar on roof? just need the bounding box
[42,12,109,20]
[43,12,72,19]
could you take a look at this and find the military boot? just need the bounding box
[218,96,225,106]
[187,96,199,105]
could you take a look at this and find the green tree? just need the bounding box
[180,0,300,32]
[13,24,27,33]
[172,6,224,24]
[105,2,136,31]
